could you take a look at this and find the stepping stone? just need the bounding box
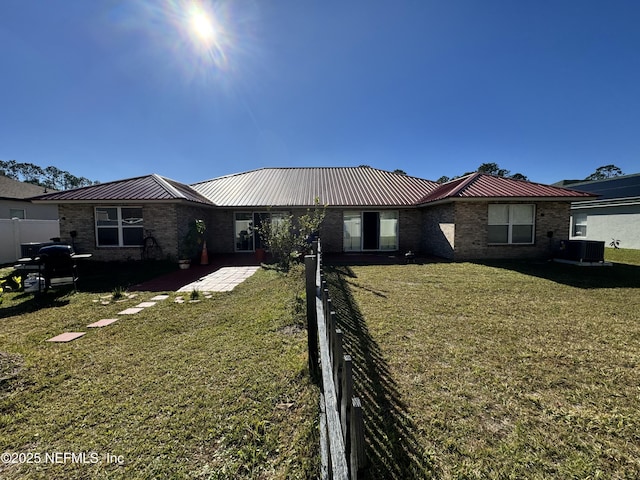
[87,319,118,328]
[47,332,86,342]
[118,307,143,315]
[135,302,157,308]
[150,295,169,301]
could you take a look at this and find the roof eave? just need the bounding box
[214,203,415,209]
[417,196,593,207]
[31,198,215,206]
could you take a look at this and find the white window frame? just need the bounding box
[572,213,587,237]
[95,206,144,247]
[488,204,536,245]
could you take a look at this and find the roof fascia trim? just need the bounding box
[31,198,214,206]
[417,196,587,207]
[570,197,640,209]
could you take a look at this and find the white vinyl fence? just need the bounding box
[0,218,60,264]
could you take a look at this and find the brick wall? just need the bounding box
[58,202,216,262]
[398,209,422,253]
[208,209,235,253]
[175,205,218,259]
[452,201,570,260]
[57,200,571,262]
[146,204,178,260]
[420,204,456,259]
[58,204,166,262]
[318,209,343,253]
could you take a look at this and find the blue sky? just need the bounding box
[1,1,639,186]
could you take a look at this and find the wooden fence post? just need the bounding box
[319,393,329,480]
[341,355,353,448]
[305,255,319,381]
[328,310,337,366]
[333,330,344,404]
[350,397,366,479]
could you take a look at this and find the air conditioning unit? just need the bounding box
[21,242,45,259]
[558,240,605,263]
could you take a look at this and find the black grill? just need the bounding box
[38,244,77,291]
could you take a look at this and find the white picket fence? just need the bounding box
[0,218,60,264]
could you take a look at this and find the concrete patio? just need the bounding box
[177,266,260,292]
[130,253,260,292]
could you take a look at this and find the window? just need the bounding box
[234,212,289,251]
[343,212,362,251]
[379,211,399,250]
[235,213,254,251]
[95,207,144,247]
[343,211,398,251]
[488,204,535,244]
[572,213,587,237]
[9,208,26,219]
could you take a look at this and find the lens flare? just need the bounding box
[182,1,229,71]
[106,0,262,89]
[191,10,215,41]
[188,5,216,44]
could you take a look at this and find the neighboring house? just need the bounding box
[0,175,60,263]
[0,175,58,220]
[32,167,594,261]
[560,173,640,249]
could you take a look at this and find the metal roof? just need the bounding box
[191,167,440,207]
[556,173,640,200]
[29,169,596,209]
[32,174,214,205]
[418,173,596,204]
[0,175,54,200]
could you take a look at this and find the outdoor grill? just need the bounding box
[18,243,91,293]
[37,244,78,291]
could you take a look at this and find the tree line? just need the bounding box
[434,162,528,183]
[0,160,99,191]
[433,163,624,184]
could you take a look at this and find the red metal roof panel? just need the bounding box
[32,174,214,205]
[418,173,596,204]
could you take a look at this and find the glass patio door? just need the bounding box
[343,212,361,251]
[343,211,398,252]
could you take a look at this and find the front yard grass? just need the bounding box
[326,259,640,479]
[0,267,318,479]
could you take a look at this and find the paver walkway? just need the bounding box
[131,254,259,292]
[177,266,260,292]
[45,265,259,343]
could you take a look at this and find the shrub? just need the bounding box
[258,199,325,271]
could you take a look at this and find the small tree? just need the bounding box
[258,199,326,271]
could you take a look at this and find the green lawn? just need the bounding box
[605,247,640,265]
[0,266,318,479]
[326,259,640,479]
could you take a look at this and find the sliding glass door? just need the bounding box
[234,212,288,252]
[343,211,398,252]
[343,212,362,252]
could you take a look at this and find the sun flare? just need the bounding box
[190,10,215,42]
